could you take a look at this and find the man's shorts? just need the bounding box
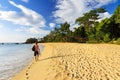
[34,51,39,56]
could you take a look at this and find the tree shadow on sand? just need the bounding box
[38,54,80,62]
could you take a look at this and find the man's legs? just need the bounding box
[35,55,37,61]
[37,54,39,61]
[35,51,39,61]
[34,51,38,61]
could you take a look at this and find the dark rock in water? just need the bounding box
[15,43,19,44]
[2,43,4,45]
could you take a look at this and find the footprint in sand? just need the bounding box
[25,66,31,80]
[28,66,31,69]
[26,73,28,75]
[116,73,120,77]
[65,65,68,70]
[54,73,61,79]
[26,76,29,79]
[26,72,29,79]
[26,70,28,73]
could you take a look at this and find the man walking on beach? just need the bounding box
[33,42,40,61]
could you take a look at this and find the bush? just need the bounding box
[117,38,120,44]
[25,38,38,43]
[88,34,97,43]
[103,34,111,42]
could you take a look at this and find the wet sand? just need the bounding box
[12,43,120,80]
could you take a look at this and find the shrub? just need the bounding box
[117,38,120,44]
[103,34,111,42]
[25,38,38,43]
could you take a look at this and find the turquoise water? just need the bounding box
[0,43,44,80]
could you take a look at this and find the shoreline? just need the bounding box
[0,43,33,80]
[11,43,51,80]
[12,43,120,80]
[11,60,34,80]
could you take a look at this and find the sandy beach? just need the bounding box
[12,43,120,80]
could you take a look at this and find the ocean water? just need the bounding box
[0,43,44,80]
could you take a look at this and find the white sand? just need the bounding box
[12,43,120,80]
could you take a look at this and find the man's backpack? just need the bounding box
[32,45,35,51]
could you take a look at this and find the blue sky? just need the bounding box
[0,0,119,42]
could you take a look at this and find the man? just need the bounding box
[33,42,40,61]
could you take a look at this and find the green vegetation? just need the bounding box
[117,38,120,44]
[25,38,38,43]
[26,5,120,43]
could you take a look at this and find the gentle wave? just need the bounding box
[0,44,44,80]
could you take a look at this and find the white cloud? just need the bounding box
[49,23,56,28]
[15,26,27,32]
[0,35,25,43]
[98,12,112,22]
[0,33,38,43]
[21,0,29,3]
[0,1,46,28]
[29,27,50,35]
[53,0,116,24]
[0,24,4,28]
[0,0,49,37]
[53,0,88,24]
[15,26,50,35]
[70,23,79,31]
